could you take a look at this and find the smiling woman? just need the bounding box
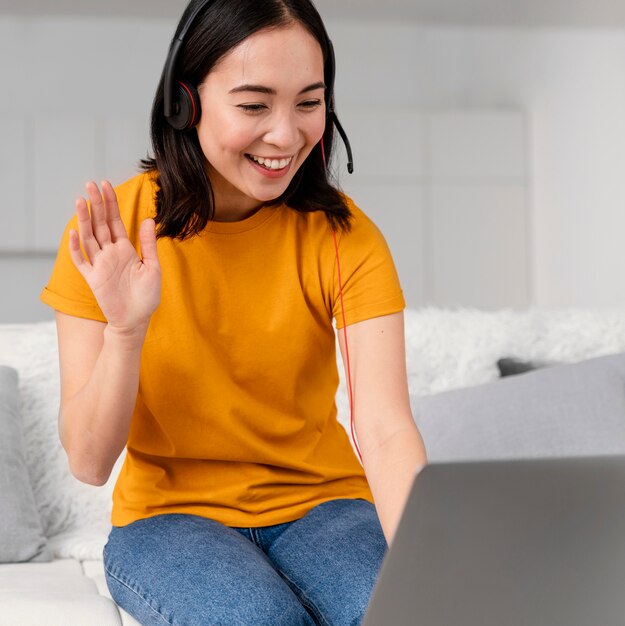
[39,0,426,624]
[195,23,327,220]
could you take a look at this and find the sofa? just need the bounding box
[2,307,625,625]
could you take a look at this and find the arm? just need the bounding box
[56,313,147,486]
[56,180,161,486]
[337,311,427,544]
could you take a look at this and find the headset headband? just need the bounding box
[163,0,354,173]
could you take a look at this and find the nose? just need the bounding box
[263,108,301,150]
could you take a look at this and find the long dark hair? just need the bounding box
[141,0,352,239]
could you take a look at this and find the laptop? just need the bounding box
[362,455,625,626]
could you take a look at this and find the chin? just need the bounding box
[252,186,290,203]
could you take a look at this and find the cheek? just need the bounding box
[300,113,327,152]
[311,112,327,139]
[197,111,258,157]
[197,107,256,151]
[227,131,257,155]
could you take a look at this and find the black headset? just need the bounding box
[162,0,354,173]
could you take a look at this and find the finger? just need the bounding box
[85,181,112,246]
[101,180,128,242]
[75,196,101,263]
[68,228,91,279]
[138,218,159,268]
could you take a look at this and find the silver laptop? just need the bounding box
[363,455,625,626]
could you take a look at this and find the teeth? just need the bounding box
[249,155,292,170]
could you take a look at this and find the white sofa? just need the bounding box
[2,307,625,625]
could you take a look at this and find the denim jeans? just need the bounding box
[103,498,387,626]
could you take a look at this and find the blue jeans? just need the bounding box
[103,498,387,626]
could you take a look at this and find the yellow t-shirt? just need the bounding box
[41,172,406,527]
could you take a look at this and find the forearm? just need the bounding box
[362,424,427,545]
[60,324,146,485]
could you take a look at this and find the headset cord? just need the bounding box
[320,137,363,464]
[332,228,363,464]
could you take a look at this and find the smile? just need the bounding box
[246,154,294,171]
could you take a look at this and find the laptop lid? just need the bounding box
[363,455,625,626]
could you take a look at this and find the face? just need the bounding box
[195,22,327,219]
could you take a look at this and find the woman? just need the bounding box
[41,0,427,623]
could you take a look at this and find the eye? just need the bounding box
[237,104,267,113]
[299,100,322,109]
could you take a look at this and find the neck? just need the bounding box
[207,163,266,222]
[212,205,264,222]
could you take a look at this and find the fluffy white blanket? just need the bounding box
[2,307,625,560]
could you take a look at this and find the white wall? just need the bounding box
[327,21,625,310]
[1,13,625,321]
[334,107,529,310]
[0,15,168,322]
[406,26,625,309]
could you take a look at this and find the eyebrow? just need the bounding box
[228,81,326,96]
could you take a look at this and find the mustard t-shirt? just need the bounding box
[41,172,406,527]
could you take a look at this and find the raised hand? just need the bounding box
[69,180,162,333]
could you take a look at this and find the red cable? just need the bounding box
[321,138,363,464]
[332,229,363,464]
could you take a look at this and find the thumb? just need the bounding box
[139,218,159,267]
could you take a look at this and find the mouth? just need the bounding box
[245,153,294,172]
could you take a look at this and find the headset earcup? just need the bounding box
[167,81,202,130]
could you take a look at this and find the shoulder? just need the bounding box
[287,192,378,234]
[110,171,158,240]
[337,193,386,247]
[113,171,158,219]
[278,193,385,255]
[344,195,370,221]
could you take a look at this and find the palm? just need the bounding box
[70,181,161,331]
[88,238,160,327]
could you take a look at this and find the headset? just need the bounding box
[162,0,354,174]
[162,0,362,462]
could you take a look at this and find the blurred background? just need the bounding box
[2,0,625,321]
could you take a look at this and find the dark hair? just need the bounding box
[141,0,352,239]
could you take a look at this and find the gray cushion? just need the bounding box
[413,352,625,463]
[0,366,51,562]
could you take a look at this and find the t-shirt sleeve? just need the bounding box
[40,213,107,322]
[331,199,406,329]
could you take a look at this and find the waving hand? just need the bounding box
[69,180,161,333]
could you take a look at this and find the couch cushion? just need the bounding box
[82,560,143,626]
[0,593,122,626]
[0,559,122,625]
[413,352,625,462]
[0,366,51,563]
